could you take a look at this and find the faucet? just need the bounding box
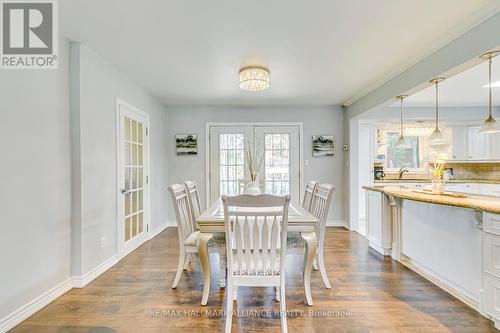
[398,167,409,180]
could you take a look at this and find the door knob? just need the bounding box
[121,188,128,194]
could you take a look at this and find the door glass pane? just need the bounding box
[138,212,143,233]
[125,117,131,140]
[132,120,137,142]
[132,191,137,214]
[219,133,245,196]
[125,217,131,241]
[132,214,137,237]
[125,193,131,216]
[138,123,143,143]
[264,133,290,196]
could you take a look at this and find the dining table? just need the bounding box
[196,198,318,306]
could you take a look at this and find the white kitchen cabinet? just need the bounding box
[365,190,391,255]
[481,185,500,197]
[451,127,467,160]
[445,184,468,193]
[489,133,500,160]
[467,126,490,160]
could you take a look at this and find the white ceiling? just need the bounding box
[60,0,500,106]
[394,59,500,107]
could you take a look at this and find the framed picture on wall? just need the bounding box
[312,135,334,157]
[176,134,198,155]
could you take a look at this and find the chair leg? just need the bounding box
[318,247,331,289]
[172,248,185,289]
[219,249,227,288]
[275,286,280,302]
[225,278,234,333]
[232,286,237,301]
[280,283,288,333]
[183,253,191,270]
[313,256,319,271]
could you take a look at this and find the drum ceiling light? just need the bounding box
[239,66,270,92]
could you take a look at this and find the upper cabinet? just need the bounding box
[451,127,467,160]
[467,126,490,160]
[450,126,499,161]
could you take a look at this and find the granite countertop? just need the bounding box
[374,179,500,184]
[363,185,500,215]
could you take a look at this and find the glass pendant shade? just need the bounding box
[396,135,408,147]
[479,115,500,134]
[428,77,448,146]
[428,128,447,145]
[479,51,500,134]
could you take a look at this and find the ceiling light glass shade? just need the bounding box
[428,128,448,146]
[239,67,270,92]
[479,115,500,134]
[396,135,409,148]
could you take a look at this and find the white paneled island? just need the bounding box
[363,186,500,328]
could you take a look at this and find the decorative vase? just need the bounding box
[431,178,444,194]
[244,180,261,195]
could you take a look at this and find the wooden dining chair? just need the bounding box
[184,180,227,286]
[168,184,225,289]
[287,183,335,289]
[302,181,318,212]
[222,194,291,333]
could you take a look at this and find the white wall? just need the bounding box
[0,37,72,321]
[72,43,170,275]
[165,105,346,225]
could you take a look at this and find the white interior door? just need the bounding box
[117,100,149,258]
[254,126,300,204]
[208,124,301,204]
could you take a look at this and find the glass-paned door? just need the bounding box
[118,101,149,258]
[209,126,252,202]
[209,125,301,204]
[255,126,300,203]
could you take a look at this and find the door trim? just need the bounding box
[205,122,304,205]
[115,97,151,260]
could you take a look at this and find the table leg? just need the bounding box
[198,232,213,306]
[302,232,317,306]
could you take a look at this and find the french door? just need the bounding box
[117,99,149,258]
[208,124,301,204]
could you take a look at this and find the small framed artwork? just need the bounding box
[312,135,334,157]
[176,134,198,155]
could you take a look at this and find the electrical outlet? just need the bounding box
[100,236,106,248]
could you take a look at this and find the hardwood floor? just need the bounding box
[11,228,497,332]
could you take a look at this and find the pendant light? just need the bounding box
[479,51,500,134]
[428,77,448,146]
[396,95,409,147]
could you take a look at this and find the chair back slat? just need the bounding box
[310,184,335,240]
[168,184,194,242]
[222,194,290,277]
[302,181,318,212]
[184,181,202,231]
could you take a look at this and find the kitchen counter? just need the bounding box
[363,185,500,214]
[374,179,500,184]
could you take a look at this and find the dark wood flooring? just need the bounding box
[10,228,498,332]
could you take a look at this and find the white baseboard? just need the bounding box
[149,221,169,239]
[0,278,73,332]
[167,219,177,227]
[326,220,348,228]
[72,255,118,288]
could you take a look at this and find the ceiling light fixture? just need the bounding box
[396,95,409,147]
[428,77,448,146]
[479,51,500,134]
[239,66,270,92]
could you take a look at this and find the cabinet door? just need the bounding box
[451,127,467,160]
[468,126,490,160]
[489,133,500,160]
[366,191,382,247]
